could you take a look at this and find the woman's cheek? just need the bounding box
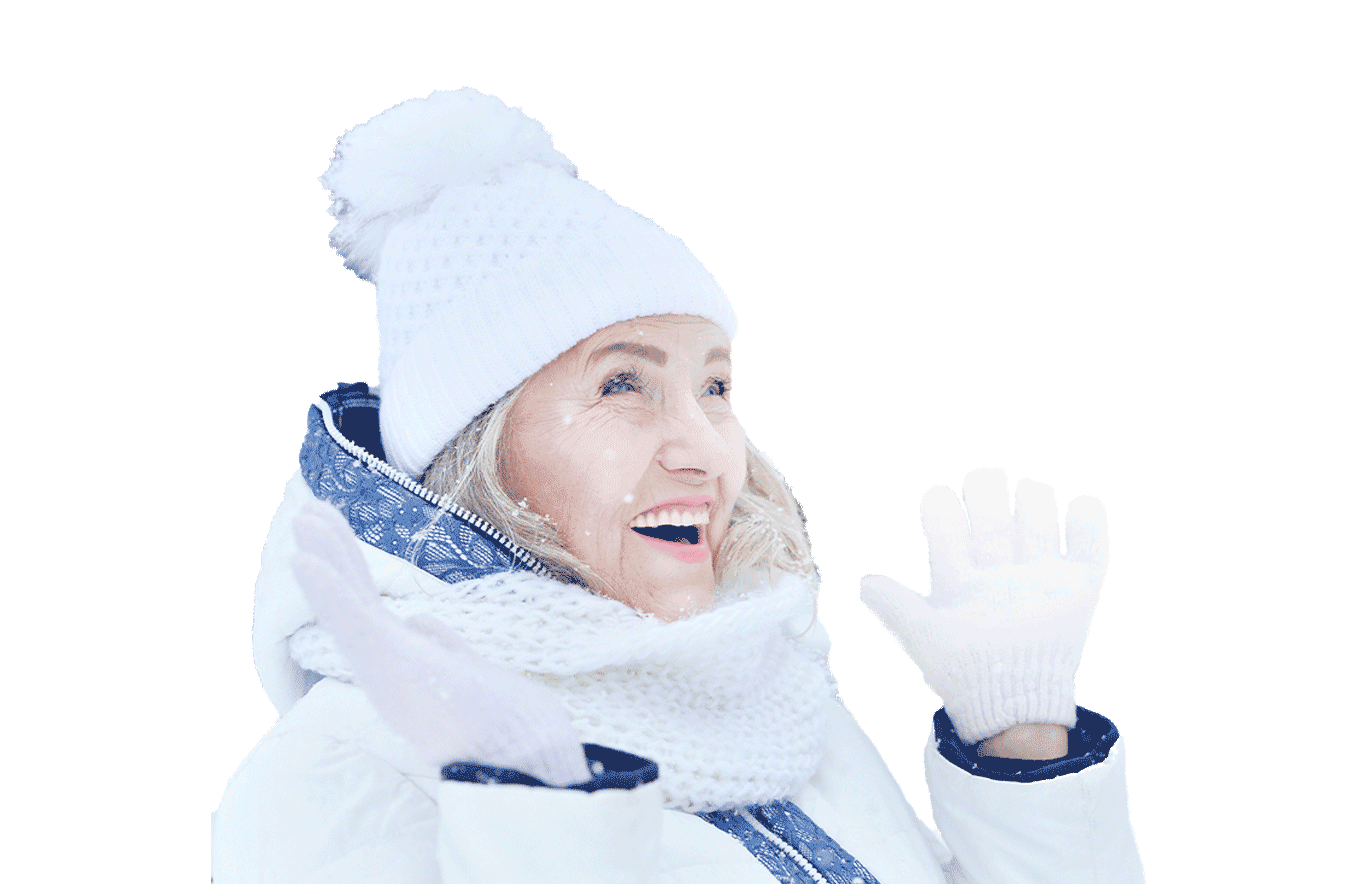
[722,423,748,487]
[546,439,644,520]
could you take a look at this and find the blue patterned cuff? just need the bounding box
[441,744,659,793]
[934,706,1119,783]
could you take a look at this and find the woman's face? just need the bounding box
[503,315,747,620]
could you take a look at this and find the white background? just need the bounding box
[3,1,1346,880]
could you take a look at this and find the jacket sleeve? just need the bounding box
[213,730,665,884]
[924,708,1146,884]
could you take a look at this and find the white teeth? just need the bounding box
[629,507,712,528]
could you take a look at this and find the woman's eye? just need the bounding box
[601,372,641,395]
[704,378,731,397]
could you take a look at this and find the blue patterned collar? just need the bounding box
[298,383,547,585]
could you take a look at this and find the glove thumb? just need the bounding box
[861,574,936,655]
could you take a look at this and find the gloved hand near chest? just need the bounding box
[291,500,592,786]
[862,469,1109,746]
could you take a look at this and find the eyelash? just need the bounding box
[598,371,732,398]
[600,370,644,396]
[705,377,731,398]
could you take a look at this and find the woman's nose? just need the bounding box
[655,389,735,479]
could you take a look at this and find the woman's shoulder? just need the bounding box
[216,679,441,833]
[234,678,439,788]
[214,679,443,881]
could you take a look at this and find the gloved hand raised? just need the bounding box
[291,500,592,786]
[861,469,1108,745]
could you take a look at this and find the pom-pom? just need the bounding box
[321,89,577,281]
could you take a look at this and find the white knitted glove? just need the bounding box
[291,500,591,786]
[860,469,1108,744]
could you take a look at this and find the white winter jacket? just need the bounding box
[213,677,1142,883]
[212,388,1146,884]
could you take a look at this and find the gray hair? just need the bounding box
[420,384,817,595]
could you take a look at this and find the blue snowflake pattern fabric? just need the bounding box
[298,385,543,585]
[699,802,879,884]
[750,803,879,884]
[698,808,815,884]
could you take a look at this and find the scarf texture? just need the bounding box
[289,567,836,813]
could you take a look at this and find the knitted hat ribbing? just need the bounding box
[322,90,737,477]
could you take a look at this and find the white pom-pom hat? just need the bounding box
[322,89,737,478]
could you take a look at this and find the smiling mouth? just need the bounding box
[628,507,711,559]
[628,507,709,544]
[631,524,700,545]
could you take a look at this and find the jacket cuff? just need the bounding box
[441,744,659,792]
[934,706,1118,782]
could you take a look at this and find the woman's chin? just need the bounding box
[607,555,717,621]
[642,582,717,621]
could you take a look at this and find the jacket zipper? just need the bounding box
[314,396,548,576]
[738,808,830,884]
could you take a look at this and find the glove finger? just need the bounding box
[405,613,475,656]
[1065,495,1110,579]
[487,685,592,786]
[293,516,468,723]
[414,654,588,782]
[522,741,593,787]
[292,550,404,661]
[1013,478,1060,563]
[494,726,591,786]
[294,501,372,592]
[292,564,471,711]
[963,468,1013,567]
[304,601,494,765]
[920,485,971,600]
[860,574,934,647]
[353,643,489,766]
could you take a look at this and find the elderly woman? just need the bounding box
[213,90,1144,884]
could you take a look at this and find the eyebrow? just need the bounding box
[589,342,667,367]
[704,347,731,366]
[588,342,733,369]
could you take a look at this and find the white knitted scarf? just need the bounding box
[288,568,836,813]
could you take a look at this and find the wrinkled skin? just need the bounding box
[502,315,747,621]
